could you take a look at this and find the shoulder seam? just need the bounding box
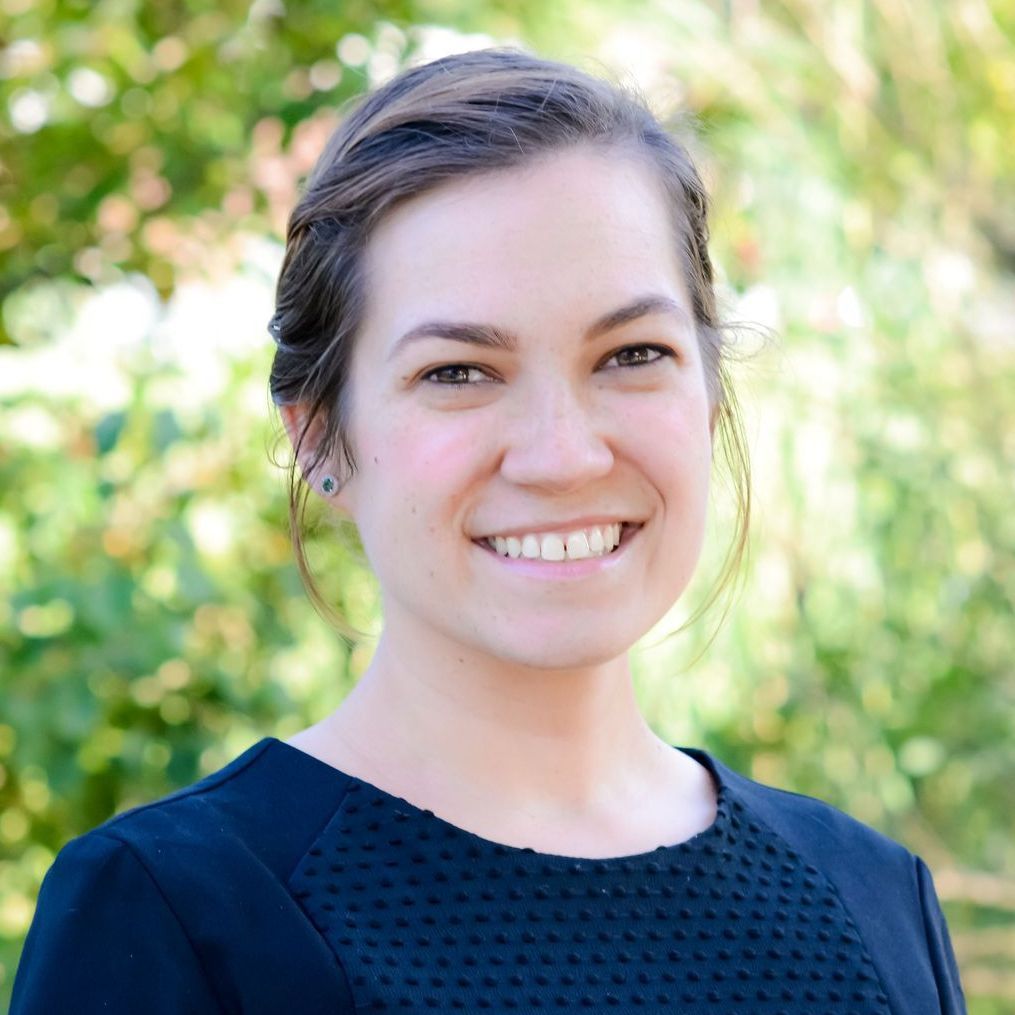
[93,830,228,1012]
[914,856,965,1012]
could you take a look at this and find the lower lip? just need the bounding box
[472,525,641,581]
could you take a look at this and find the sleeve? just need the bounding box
[916,857,967,1015]
[11,831,223,1014]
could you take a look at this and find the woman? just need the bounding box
[12,50,965,1013]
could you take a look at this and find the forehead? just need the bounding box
[358,147,688,344]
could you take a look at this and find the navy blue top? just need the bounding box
[11,738,965,1013]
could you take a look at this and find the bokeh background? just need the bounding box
[2,0,1014,1009]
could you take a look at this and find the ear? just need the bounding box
[279,402,353,515]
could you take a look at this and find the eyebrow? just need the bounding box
[387,295,691,360]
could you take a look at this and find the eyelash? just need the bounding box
[421,344,676,387]
[606,344,673,369]
[423,364,493,387]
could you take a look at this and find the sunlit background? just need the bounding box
[2,0,1014,1009]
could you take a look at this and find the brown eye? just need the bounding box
[605,345,673,368]
[423,364,490,385]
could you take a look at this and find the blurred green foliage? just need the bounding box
[2,0,1014,1010]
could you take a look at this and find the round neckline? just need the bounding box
[263,735,731,866]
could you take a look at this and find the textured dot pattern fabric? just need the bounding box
[291,773,892,1014]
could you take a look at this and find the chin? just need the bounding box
[489,633,636,672]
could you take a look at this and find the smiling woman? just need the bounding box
[298,147,715,674]
[12,49,965,1014]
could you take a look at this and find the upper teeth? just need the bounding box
[487,524,623,562]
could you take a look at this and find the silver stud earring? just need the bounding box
[320,475,338,496]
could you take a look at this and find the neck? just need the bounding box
[322,614,672,814]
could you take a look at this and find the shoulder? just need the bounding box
[89,736,354,879]
[693,750,967,1015]
[12,825,225,1012]
[699,750,921,912]
[705,753,915,871]
[13,738,358,1014]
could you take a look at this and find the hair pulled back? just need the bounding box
[269,48,749,632]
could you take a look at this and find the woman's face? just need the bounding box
[334,147,713,669]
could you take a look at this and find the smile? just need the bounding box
[481,523,638,562]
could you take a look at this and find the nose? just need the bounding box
[499,379,614,492]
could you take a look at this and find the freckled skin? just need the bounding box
[282,147,721,858]
[333,148,713,673]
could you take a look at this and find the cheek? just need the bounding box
[619,390,713,484]
[352,418,484,585]
[353,414,485,527]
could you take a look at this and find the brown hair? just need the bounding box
[269,48,750,635]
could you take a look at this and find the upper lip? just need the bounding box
[473,517,642,540]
